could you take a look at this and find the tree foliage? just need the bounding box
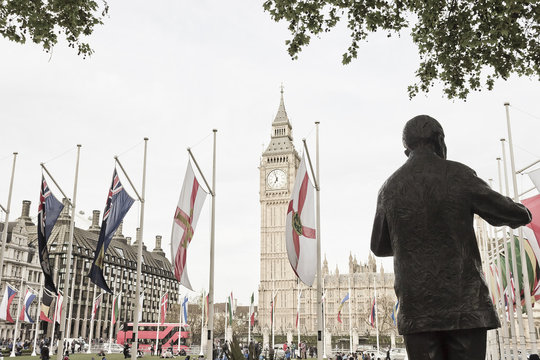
[0,0,108,57]
[263,0,540,99]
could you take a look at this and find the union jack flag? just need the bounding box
[37,175,64,294]
[88,168,134,293]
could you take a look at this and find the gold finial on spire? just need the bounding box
[280,82,284,95]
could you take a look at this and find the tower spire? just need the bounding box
[273,83,289,125]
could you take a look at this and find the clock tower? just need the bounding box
[258,88,300,339]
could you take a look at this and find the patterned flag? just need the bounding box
[53,292,63,324]
[19,289,37,323]
[160,293,169,324]
[171,162,208,290]
[182,296,188,324]
[337,293,349,323]
[391,300,399,326]
[250,292,255,327]
[0,285,17,323]
[40,289,54,323]
[38,176,64,294]
[112,293,121,325]
[88,169,135,293]
[286,155,316,286]
[91,293,102,321]
[369,298,376,327]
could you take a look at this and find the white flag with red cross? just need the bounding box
[171,161,208,290]
[286,154,316,287]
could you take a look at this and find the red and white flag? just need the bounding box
[286,155,316,286]
[171,161,208,290]
[53,292,63,324]
[160,293,169,324]
[91,293,102,321]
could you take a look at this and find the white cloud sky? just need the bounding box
[0,1,539,306]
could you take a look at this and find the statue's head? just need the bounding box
[402,115,447,159]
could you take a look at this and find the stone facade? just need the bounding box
[0,201,42,342]
[257,91,397,344]
[0,200,179,343]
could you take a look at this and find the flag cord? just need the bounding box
[188,132,212,150]
[117,140,144,157]
[510,105,540,121]
[42,146,76,164]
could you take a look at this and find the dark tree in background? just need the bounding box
[263,0,540,100]
[0,0,108,57]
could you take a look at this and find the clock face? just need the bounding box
[267,169,287,189]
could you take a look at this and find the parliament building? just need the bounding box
[257,90,398,349]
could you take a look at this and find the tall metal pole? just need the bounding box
[373,276,379,356]
[205,130,217,360]
[66,257,78,338]
[57,144,81,360]
[315,122,323,360]
[0,152,18,288]
[297,283,300,352]
[132,137,148,360]
[156,282,162,351]
[501,139,527,355]
[11,270,25,357]
[200,290,205,355]
[32,280,44,356]
[504,103,538,355]
[497,157,519,356]
[348,277,352,353]
[87,285,98,353]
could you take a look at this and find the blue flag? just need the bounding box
[38,176,64,294]
[182,296,188,323]
[88,169,135,293]
[391,300,399,325]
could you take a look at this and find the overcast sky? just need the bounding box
[1,1,539,306]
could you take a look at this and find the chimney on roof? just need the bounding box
[89,210,101,234]
[21,200,31,218]
[152,235,165,257]
[126,236,132,245]
[112,221,126,243]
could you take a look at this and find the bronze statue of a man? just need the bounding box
[370,115,531,360]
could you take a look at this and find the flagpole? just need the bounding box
[504,103,538,356]
[130,137,148,360]
[204,129,217,360]
[50,293,58,353]
[11,269,25,357]
[271,289,275,349]
[296,282,300,353]
[0,152,17,290]
[322,277,327,360]
[373,276,379,356]
[248,293,252,346]
[178,291,182,354]
[348,278,352,353]
[501,138,528,355]
[156,284,162,352]
[32,280,43,356]
[108,292,118,354]
[303,123,322,360]
[66,257,78,338]
[56,144,81,360]
[497,156,520,356]
[200,290,205,356]
[87,285,98,353]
